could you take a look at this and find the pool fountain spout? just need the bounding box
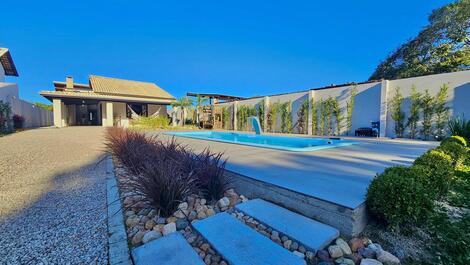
[249,116,263,135]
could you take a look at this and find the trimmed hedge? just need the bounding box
[366,166,434,229]
[413,149,454,198]
[437,141,468,168]
[441,135,467,147]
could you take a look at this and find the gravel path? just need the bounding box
[0,127,109,264]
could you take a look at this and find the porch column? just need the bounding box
[307,90,314,135]
[105,101,114,127]
[379,80,389,137]
[53,98,63,128]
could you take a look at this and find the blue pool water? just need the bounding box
[166,131,357,152]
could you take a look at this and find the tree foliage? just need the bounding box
[311,99,318,135]
[296,99,309,134]
[280,101,293,133]
[332,98,343,135]
[390,87,406,137]
[420,90,435,140]
[407,85,421,139]
[370,0,470,80]
[346,86,357,135]
[434,84,450,139]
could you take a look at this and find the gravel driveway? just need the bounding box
[0,127,109,264]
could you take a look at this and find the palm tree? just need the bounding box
[195,95,209,124]
[172,97,193,126]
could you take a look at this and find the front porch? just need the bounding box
[52,98,167,127]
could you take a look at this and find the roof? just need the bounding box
[39,90,175,104]
[90,75,175,100]
[0,48,18,76]
[186,92,246,101]
[53,81,90,89]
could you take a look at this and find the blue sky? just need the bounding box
[1,0,452,104]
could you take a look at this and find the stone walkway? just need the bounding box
[0,127,109,264]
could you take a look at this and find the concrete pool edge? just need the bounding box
[165,131,358,152]
[226,169,368,237]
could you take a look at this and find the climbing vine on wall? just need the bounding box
[332,98,343,135]
[280,101,293,133]
[346,86,357,135]
[267,102,281,133]
[311,99,318,135]
[222,106,231,130]
[237,105,257,131]
[296,99,309,134]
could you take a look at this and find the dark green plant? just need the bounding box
[0,100,12,134]
[434,84,450,139]
[369,0,470,80]
[442,135,467,147]
[222,106,231,130]
[311,99,318,135]
[346,86,357,135]
[413,149,454,198]
[131,116,170,129]
[319,99,327,135]
[437,141,468,168]
[420,90,435,140]
[257,100,265,131]
[296,99,309,134]
[280,101,293,133]
[448,116,470,143]
[366,166,434,230]
[390,87,406,138]
[268,102,281,133]
[407,85,421,139]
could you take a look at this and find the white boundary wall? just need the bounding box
[0,82,53,128]
[216,70,470,138]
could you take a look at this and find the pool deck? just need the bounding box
[159,131,437,210]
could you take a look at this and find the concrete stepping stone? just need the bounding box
[131,232,204,265]
[236,198,339,253]
[193,212,304,265]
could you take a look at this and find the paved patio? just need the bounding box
[161,132,437,209]
[0,127,108,264]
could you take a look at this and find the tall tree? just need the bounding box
[194,95,208,123]
[311,99,318,135]
[370,0,470,80]
[420,90,435,140]
[434,84,450,139]
[407,85,421,139]
[390,87,406,137]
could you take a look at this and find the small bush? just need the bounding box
[131,116,169,129]
[441,135,467,147]
[105,127,231,215]
[192,150,232,201]
[366,166,434,230]
[437,141,468,168]
[412,149,454,198]
[13,114,25,129]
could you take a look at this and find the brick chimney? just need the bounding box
[66,76,73,89]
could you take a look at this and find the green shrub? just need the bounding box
[441,135,467,147]
[437,141,467,168]
[413,149,454,198]
[131,116,169,129]
[366,166,434,229]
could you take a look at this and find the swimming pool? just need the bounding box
[166,131,357,152]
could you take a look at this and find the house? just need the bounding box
[1,48,53,128]
[40,75,176,127]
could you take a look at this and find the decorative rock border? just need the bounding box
[106,157,133,265]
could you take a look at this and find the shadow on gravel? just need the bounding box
[0,156,110,265]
